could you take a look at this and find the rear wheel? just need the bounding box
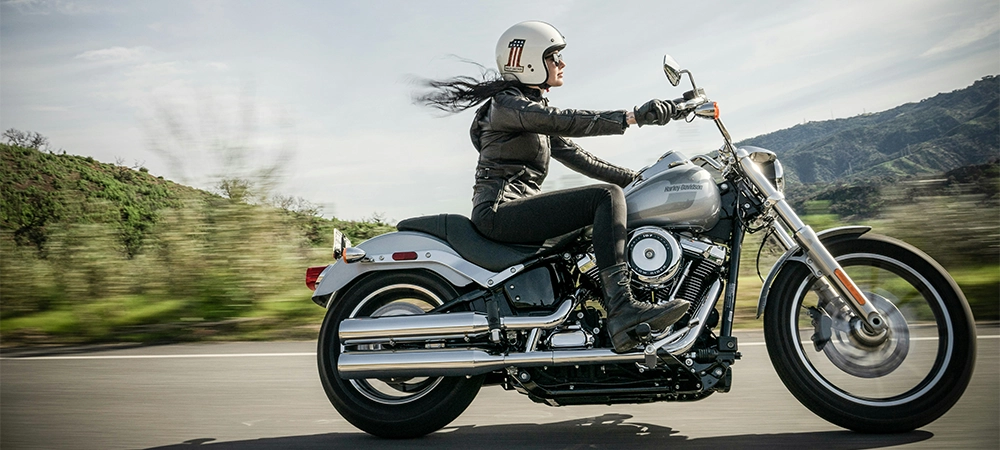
[318,271,484,438]
[764,234,976,432]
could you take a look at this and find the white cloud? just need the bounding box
[75,46,151,63]
[1,0,114,15]
[922,16,1000,57]
[27,105,70,112]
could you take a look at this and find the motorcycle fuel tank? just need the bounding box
[624,151,721,231]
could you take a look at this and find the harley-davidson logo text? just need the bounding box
[663,184,703,192]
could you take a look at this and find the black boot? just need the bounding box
[599,263,690,353]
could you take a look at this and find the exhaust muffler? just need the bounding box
[339,300,574,343]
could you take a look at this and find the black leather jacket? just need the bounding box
[471,86,638,210]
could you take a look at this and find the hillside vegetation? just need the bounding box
[1,143,392,344]
[738,75,999,184]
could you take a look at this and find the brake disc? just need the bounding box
[820,292,910,378]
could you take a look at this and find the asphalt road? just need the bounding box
[2,325,997,450]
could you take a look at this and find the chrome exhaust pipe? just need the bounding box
[339,300,574,344]
[337,280,726,379]
[648,279,723,354]
[337,348,643,379]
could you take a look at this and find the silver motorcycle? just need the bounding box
[305,55,976,438]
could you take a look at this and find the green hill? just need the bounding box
[738,75,999,184]
[0,143,393,344]
[1,144,206,258]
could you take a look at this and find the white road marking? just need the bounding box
[1,352,315,361]
[2,336,996,361]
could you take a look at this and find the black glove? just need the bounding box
[634,99,676,127]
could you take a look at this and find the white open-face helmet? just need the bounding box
[495,21,566,86]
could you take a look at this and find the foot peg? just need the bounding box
[632,322,653,343]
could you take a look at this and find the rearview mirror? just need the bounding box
[663,55,682,86]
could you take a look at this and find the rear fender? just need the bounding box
[755,226,871,318]
[311,231,509,308]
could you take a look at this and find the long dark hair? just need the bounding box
[414,62,526,114]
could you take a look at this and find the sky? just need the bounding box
[2,0,998,222]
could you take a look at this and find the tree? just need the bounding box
[217,178,253,203]
[3,129,49,150]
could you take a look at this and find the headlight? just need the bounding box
[747,148,784,192]
[764,159,785,192]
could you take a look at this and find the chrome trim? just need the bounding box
[502,300,574,331]
[340,312,489,343]
[680,236,727,266]
[547,329,593,348]
[690,154,724,172]
[340,300,574,343]
[524,328,541,352]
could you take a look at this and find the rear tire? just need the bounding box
[764,234,976,432]
[318,271,484,438]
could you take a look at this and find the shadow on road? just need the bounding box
[146,413,932,449]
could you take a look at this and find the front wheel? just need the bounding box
[764,234,976,432]
[318,270,484,438]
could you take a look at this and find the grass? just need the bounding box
[950,265,1000,321]
[0,292,327,344]
[1,310,79,336]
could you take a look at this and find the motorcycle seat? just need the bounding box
[397,214,585,272]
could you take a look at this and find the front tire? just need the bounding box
[764,234,976,432]
[318,271,484,438]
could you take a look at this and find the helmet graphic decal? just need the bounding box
[504,39,526,73]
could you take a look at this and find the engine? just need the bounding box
[626,227,727,310]
[569,226,727,341]
[627,226,683,284]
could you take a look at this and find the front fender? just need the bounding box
[755,226,872,318]
[311,231,500,308]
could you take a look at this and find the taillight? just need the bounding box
[306,266,326,291]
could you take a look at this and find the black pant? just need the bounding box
[471,184,627,270]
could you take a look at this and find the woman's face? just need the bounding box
[544,51,565,88]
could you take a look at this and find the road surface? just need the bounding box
[2,326,997,449]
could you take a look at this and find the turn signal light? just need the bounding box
[693,102,720,120]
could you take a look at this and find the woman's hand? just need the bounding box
[633,99,676,127]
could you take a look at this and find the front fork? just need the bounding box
[735,149,888,334]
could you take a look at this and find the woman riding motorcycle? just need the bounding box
[418,21,687,352]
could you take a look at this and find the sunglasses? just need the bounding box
[546,52,563,65]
